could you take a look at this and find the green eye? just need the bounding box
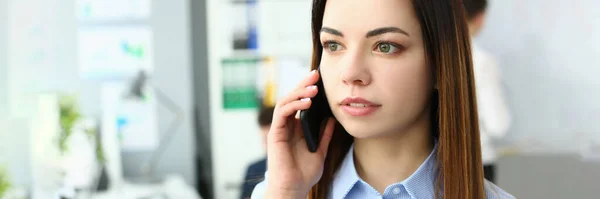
[379,43,390,52]
[376,42,399,54]
[324,42,343,52]
[329,43,339,51]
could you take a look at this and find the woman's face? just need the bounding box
[320,0,433,139]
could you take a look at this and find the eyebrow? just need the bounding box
[366,27,410,38]
[320,26,410,38]
[320,27,344,37]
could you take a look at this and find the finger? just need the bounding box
[275,70,319,109]
[318,118,336,157]
[271,98,312,130]
[275,84,318,111]
[290,118,305,144]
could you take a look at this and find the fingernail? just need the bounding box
[306,85,317,90]
[310,70,317,74]
[301,98,311,102]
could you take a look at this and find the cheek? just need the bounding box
[381,66,430,97]
[319,56,339,99]
[377,55,431,111]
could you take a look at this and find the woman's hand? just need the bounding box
[265,70,336,198]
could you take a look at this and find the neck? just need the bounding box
[353,113,434,194]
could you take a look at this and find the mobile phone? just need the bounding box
[299,68,333,153]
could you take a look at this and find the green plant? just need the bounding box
[0,165,11,198]
[58,95,82,155]
[85,128,106,164]
[57,94,105,164]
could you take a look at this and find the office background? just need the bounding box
[1,0,599,199]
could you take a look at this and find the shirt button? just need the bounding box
[392,187,401,194]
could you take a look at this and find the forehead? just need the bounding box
[321,0,421,36]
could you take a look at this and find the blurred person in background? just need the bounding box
[240,104,274,199]
[463,0,512,183]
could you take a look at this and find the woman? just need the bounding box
[252,0,515,198]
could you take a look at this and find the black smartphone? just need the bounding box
[300,68,333,152]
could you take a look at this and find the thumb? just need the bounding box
[317,118,336,157]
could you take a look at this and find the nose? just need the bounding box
[340,50,371,86]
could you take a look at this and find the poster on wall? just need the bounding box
[77,26,153,79]
[76,0,151,22]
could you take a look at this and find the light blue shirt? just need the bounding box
[251,143,515,199]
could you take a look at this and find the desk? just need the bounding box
[90,176,201,199]
[89,182,164,199]
[31,175,201,199]
[497,154,600,199]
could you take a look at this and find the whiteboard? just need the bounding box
[78,26,154,79]
[477,0,600,154]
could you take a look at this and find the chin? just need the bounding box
[337,118,387,139]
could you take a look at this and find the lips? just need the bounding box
[340,97,381,116]
[341,97,378,106]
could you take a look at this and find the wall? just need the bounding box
[0,0,7,116]
[0,119,31,188]
[7,0,79,118]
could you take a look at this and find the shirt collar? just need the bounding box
[331,144,361,199]
[331,141,438,199]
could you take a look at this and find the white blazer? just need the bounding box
[472,42,512,165]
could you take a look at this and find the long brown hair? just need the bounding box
[307,0,485,199]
